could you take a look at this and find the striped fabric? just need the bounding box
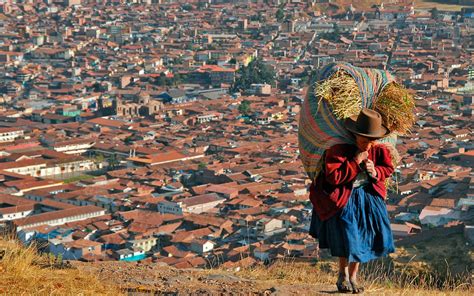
[298,62,397,180]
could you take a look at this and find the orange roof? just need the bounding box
[197,65,235,73]
[128,150,204,165]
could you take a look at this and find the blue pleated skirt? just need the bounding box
[309,185,395,263]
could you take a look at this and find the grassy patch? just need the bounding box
[0,237,121,295]
[62,174,95,184]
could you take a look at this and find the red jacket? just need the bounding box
[309,143,394,221]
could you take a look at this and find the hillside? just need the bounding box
[1,237,472,295]
[0,237,119,295]
[315,0,473,11]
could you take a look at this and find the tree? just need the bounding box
[238,100,251,115]
[182,4,193,11]
[231,58,276,92]
[430,8,439,20]
[198,162,207,170]
[276,8,284,22]
[155,73,167,86]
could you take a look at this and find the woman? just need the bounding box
[309,108,395,294]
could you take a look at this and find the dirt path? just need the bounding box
[73,261,345,295]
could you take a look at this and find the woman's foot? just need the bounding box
[349,278,364,294]
[336,272,352,293]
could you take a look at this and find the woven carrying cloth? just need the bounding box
[298,62,397,181]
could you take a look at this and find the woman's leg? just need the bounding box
[339,257,348,273]
[349,262,364,293]
[336,257,351,292]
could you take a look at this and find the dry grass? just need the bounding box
[315,0,472,12]
[314,70,362,120]
[0,237,122,296]
[375,82,416,136]
[417,0,473,11]
[231,257,472,295]
[1,233,471,295]
[233,259,335,285]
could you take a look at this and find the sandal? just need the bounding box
[336,281,352,293]
[350,280,365,294]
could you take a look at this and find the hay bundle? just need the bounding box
[375,82,415,135]
[298,62,414,184]
[314,70,362,120]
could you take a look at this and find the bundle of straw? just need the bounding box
[314,70,362,120]
[375,82,415,135]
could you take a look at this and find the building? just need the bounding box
[0,157,102,178]
[157,193,225,215]
[126,237,157,252]
[190,239,215,254]
[0,128,24,142]
[49,239,102,260]
[13,206,107,231]
[0,195,35,222]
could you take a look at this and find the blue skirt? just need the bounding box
[309,185,395,263]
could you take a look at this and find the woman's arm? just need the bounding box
[324,145,362,185]
[373,145,394,182]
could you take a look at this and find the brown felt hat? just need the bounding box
[344,108,390,139]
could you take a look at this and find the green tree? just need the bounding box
[276,8,284,22]
[182,4,193,11]
[238,100,251,115]
[155,73,167,86]
[198,162,207,170]
[430,8,439,20]
[231,58,276,92]
[108,154,120,169]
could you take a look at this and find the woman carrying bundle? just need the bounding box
[309,108,395,294]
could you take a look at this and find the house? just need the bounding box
[157,200,184,215]
[162,245,193,258]
[0,127,24,142]
[419,206,459,227]
[0,195,35,222]
[179,193,225,214]
[253,244,273,262]
[126,237,158,252]
[242,217,285,240]
[190,238,215,254]
[49,239,102,260]
[113,248,146,261]
[205,184,238,199]
[391,222,422,237]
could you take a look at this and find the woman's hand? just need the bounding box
[364,159,377,179]
[354,151,369,165]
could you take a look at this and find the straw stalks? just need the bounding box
[314,70,362,120]
[360,257,472,292]
[375,82,416,135]
[0,235,121,295]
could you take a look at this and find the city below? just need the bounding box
[0,0,472,271]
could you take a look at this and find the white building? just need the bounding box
[190,239,215,254]
[52,139,95,155]
[0,128,24,142]
[0,158,102,178]
[157,193,225,215]
[14,205,106,231]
